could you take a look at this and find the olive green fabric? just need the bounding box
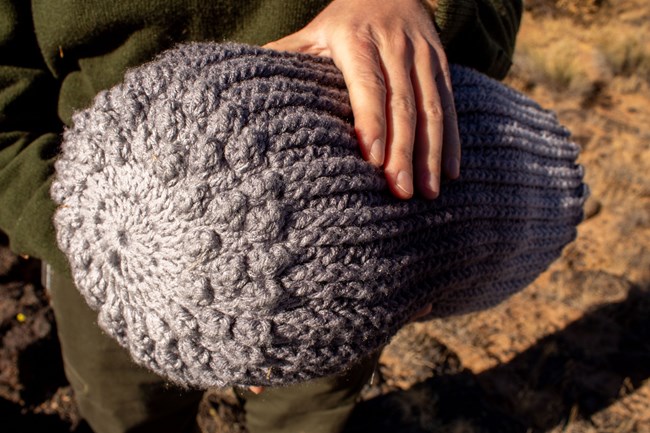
[434,0,523,79]
[235,351,381,433]
[0,0,522,274]
[44,264,204,433]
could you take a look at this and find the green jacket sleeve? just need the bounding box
[431,0,523,79]
[0,0,69,271]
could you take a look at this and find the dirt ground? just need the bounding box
[2,1,649,432]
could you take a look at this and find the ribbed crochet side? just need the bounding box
[51,42,587,389]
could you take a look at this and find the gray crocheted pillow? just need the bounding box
[51,42,587,389]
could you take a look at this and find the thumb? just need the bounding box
[263,30,322,55]
[262,31,311,53]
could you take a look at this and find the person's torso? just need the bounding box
[31,0,331,124]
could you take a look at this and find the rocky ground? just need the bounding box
[2,1,649,432]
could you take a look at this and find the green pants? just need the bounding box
[43,264,380,433]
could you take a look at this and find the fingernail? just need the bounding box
[446,156,460,179]
[396,171,413,196]
[424,173,439,198]
[369,139,384,165]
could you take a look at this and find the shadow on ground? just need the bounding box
[343,285,650,433]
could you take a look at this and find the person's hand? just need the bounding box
[264,0,460,199]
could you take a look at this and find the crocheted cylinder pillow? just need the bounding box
[51,42,587,389]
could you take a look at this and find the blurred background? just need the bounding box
[2,0,648,431]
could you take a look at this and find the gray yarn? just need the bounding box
[51,42,587,389]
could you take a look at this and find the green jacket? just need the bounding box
[0,0,522,273]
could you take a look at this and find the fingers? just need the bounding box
[435,55,461,181]
[411,59,442,198]
[263,0,461,201]
[411,41,460,198]
[333,31,459,200]
[331,38,387,168]
[268,29,391,176]
[381,36,417,199]
[334,34,417,199]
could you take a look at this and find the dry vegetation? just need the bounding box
[2,0,649,432]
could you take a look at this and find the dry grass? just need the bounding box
[512,7,650,99]
[596,30,650,82]
[510,17,605,99]
[515,40,590,93]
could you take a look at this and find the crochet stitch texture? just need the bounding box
[51,42,587,389]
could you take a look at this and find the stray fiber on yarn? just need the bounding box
[51,42,588,389]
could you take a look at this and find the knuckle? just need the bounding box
[423,100,444,121]
[357,67,386,91]
[345,48,386,92]
[386,35,411,56]
[353,33,377,52]
[350,23,374,40]
[417,38,436,57]
[413,35,434,53]
[349,26,381,53]
[392,94,417,119]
